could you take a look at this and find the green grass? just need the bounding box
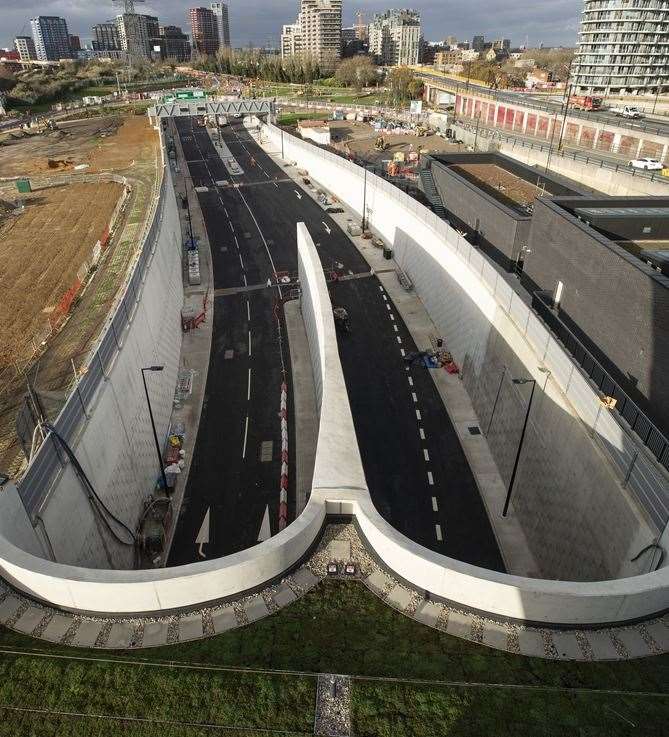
[351,681,668,737]
[0,654,314,736]
[277,112,331,126]
[0,581,667,735]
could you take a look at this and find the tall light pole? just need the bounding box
[502,377,537,517]
[141,366,169,494]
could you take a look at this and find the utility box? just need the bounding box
[16,179,31,194]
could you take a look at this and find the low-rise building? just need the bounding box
[297,119,331,145]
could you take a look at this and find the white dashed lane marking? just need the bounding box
[408,376,414,386]
[412,393,418,403]
[427,471,434,485]
[435,524,443,542]
[419,428,425,440]
[423,448,430,462]
[432,497,438,512]
[416,409,421,420]
[396,336,402,344]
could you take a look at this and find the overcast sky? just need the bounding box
[0,0,582,51]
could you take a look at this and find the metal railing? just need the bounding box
[532,290,669,474]
[416,70,669,137]
[453,120,669,185]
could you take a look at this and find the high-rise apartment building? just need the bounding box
[117,13,159,60]
[190,7,221,56]
[153,26,192,62]
[281,1,342,71]
[281,21,304,58]
[92,23,122,52]
[14,36,37,62]
[573,0,669,95]
[30,16,74,61]
[211,3,231,48]
[368,9,421,66]
[69,35,81,52]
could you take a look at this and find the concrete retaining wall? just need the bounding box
[0,128,665,625]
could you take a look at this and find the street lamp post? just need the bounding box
[141,366,169,495]
[502,378,537,517]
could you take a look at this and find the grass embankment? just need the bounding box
[0,582,666,734]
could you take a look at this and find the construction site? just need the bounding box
[0,114,159,478]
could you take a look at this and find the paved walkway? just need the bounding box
[0,523,667,659]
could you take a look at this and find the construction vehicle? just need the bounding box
[568,95,603,112]
[375,135,389,151]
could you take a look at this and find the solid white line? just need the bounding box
[248,331,252,356]
[427,471,434,485]
[419,428,425,440]
[239,252,244,269]
[247,301,251,321]
[435,524,443,542]
[230,222,235,233]
[408,376,414,386]
[242,273,247,286]
[242,416,249,459]
[432,497,438,512]
[234,234,240,249]
[423,448,430,462]
[412,392,418,403]
[247,368,252,400]
[416,409,421,420]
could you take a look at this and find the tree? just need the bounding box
[388,66,422,106]
[334,56,377,90]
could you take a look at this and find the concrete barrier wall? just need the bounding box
[297,223,368,494]
[0,128,666,625]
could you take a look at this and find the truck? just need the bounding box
[567,95,603,112]
[610,105,644,119]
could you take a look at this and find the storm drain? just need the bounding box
[468,426,481,436]
[224,350,234,360]
[260,441,273,462]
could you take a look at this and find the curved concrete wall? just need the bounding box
[0,126,666,625]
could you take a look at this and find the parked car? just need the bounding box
[629,157,664,171]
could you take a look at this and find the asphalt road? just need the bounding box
[170,117,504,571]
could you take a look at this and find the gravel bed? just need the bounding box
[574,630,595,660]
[506,625,520,654]
[233,603,249,626]
[94,620,113,648]
[32,610,54,638]
[166,617,180,645]
[638,624,662,655]
[609,630,630,659]
[314,674,351,737]
[470,617,484,644]
[202,609,215,637]
[5,600,29,629]
[540,629,559,658]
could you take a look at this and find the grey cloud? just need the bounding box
[0,0,582,50]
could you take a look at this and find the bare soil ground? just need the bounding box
[327,121,461,165]
[0,114,158,477]
[0,181,124,364]
[452,163,548,212]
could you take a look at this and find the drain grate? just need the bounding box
[224,349,234,360]
[260,441,273,462]
[468,426,481,436]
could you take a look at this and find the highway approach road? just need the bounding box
[168,118,504,572]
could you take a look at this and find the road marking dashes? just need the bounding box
[432,497,438,512]
[416,409,421,420]
[393,324,398,332]
[435,524,443,542]
[408,376,414,386]
[247,301,251,321]
[427,471,434,485]
[419,428,425,440]
[396,336,402,344]
[248,331,252,356]
[423,448,430,462]
[412,393,418,403]
[400,348,406,357]
[247,368,252,400]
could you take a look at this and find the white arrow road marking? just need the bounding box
[258,504,271,542]
[322,222,331,235]
[294,190,302,199]
[196,507,210,558]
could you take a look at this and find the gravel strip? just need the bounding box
[609,630,630,659]
[314,674,351,737]
[202,609,215,637]
[540,629,559,658]
[574,631,595,660]
[637,624,662,655]
[166,617,180,645]
[94,620,113,648]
